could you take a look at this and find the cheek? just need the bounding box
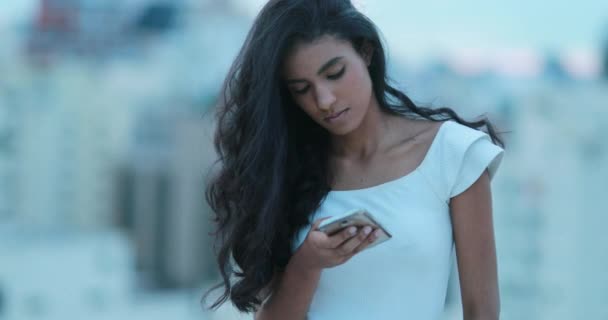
[340,66,372,106]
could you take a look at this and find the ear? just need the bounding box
[359,40,374,66]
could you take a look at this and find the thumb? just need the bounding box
[311,216,333,232]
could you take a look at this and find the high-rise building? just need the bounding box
[0,102,17,220]
[8,66,132,228]
[115,108,217,289]
[0,226,134,319]
[603,30,608,80]
[499,83,608,319]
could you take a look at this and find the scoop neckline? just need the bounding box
[328,120,450,194]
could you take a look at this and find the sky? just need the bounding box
[0,0,608,56]
[231,0,608,63]
[1,0,605,76]
[0,1,36,28]
[3,0,607,54]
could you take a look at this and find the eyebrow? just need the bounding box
[286,56,344,84]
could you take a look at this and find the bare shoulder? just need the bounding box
[423,119,448,134]
[382,117,448,168]
[391,117,446,147]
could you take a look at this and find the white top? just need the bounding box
[292,120,504,320]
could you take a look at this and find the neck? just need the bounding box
[329,95,394,160]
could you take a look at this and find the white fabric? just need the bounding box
[291,120,504,320]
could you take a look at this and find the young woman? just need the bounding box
[204,1,505,319]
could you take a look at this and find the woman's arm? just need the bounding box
[255,216,377,320]
[449,169,500,320]
[254,254,322,320]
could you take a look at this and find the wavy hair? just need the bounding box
[203,0,505,313]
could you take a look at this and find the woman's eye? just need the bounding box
[327,66,345,80]
[289,67,344,95]
[293,86,309,95]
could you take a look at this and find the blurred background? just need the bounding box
[0,0,607,319]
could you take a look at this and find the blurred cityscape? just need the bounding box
[0,1,607,320]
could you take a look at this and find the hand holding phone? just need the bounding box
[317,209,391,249]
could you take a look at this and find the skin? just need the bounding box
[256,35,500,320]
[283,35,442,190]
[450,170,501,319]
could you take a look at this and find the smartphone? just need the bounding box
[317,209,392,248]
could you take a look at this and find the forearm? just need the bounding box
[255,256,322,320]
[464,314,499,320]
[463,304,500,320]
[461,286,500,320]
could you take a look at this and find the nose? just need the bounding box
[314,85,336,112]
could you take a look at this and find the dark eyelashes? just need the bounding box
[293,66,346,95]
[327,66,346,80]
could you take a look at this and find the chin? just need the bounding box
[324,121,357,136]
[316,108,362,135]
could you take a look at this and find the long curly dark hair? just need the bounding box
[203,0,505,313]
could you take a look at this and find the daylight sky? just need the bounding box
[2,0,606,75]
[231,0,607,60]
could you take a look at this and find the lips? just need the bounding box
[324,108,349,122]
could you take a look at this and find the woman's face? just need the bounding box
[282,35,374,136]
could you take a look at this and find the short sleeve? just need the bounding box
[443,122,504,198]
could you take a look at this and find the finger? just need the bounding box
[352,228,380,253]
[311,216,333,231]
[327,225,359,249]
[337,225,373,254]
[306,217,335,246]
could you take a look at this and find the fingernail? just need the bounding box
[348,227,357,235]
[373,229,382,237]
[363,226,371,235]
